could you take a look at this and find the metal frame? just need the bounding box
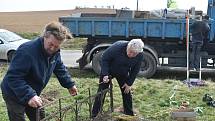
[36,83,113,121]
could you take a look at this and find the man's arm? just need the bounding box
[203,22,210,36]
[127,54,143,86]
[53,53,76,89]
[100,44,118,76]
[6,50,37,105]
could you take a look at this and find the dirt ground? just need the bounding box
[0,10,74,33]
[0,8,115,33]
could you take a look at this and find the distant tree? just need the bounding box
[75,6,81,9]
[167,0,177,8]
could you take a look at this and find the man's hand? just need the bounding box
[68,85,78,96]
[28,95,42,108]
[122,83,132,94]
[103,75,109,83]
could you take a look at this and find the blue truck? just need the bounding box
[59,0,215,78]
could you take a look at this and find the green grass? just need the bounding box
[0,64,9,121]
[17,32,86,50]
[61,38,87,50]
[1,65,215,121]
[18,32,40,40]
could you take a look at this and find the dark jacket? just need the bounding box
[101,41,143,86]
[1,37,75,105]
[190,20,210,44]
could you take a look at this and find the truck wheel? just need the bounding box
[138,51,157,78]
[8,51,15,62]
[92,50,104,75]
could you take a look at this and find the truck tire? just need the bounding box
[8,51,15,62]
[92,50,104,75]
[138,51,157,78]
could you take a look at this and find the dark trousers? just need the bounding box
[190,43,202,69]
[2,93,45,121]
[92,75,134,117]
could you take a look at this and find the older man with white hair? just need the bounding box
[92,39,144,117]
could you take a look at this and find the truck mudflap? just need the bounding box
[76,37,99,69]
[76,52,89,69]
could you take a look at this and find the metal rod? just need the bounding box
[75,100,78,121]
[88,88,92,118]
[59,98,62,121]
[186,11,190,85]
[36,108,40,121]
[110,79,114,113]
[199,57,202,81]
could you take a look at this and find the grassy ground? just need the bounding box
[61,37,87,50]
[17,32,87,50]
[1,64,215,121]
[0,64,10,121]
[1,33,215,120]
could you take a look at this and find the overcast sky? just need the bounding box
[0,0,208,13]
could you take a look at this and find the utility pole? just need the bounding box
[136,0,139,11]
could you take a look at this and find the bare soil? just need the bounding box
[0,8,115,33]
[40,90,60,105]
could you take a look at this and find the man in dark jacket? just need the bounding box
[190,16,210,70]
[1,21,78,121]
[92,39,144,117]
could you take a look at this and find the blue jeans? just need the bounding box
[190,43,202,69]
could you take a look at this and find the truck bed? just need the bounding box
[59,16,214,42]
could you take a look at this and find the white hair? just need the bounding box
[127,39,144,53]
